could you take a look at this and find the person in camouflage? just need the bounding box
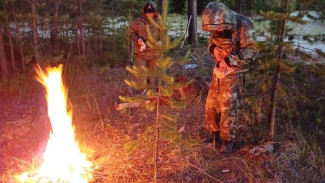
[130,0,160,89]
[202,2,258,153]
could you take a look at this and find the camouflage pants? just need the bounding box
[205,72,240,141]
[136,56,157,88]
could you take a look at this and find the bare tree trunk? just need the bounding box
[76,30,81,55]
[0,29,8,76]
[50,0,59,48]
[235,0,242,14]
[100,27,103,54]
[296,1,301,11]
[188,0,198,45]
[247,0,253,16]
[99,0,103,55]
[11,1,25,71]
[158,0,163,13]
[31,0,40,64]
[4,7,16,71]
[79,1,86,59]
[153,81,161,183]
[95,33,98,55]
[268,0,289,140]
[87,35,91,57]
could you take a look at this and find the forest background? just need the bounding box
[0,0,325,182]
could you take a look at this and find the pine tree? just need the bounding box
[188,0,198,45]
[0,1,8,76]
[243,0,305,140]
[30,0,40,64]
[120,1,189,182]
[3,2,16,72]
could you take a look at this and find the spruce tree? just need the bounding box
[243,0,305,140]
[120,1,189,182]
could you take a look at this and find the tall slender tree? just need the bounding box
[31,0,40,64]
[10,1,25,71]
[188,0,198,45]
[50,0,59,48]
[4,5,16,71]
[267,0,289,140]
[79,0,86,59]
[0,28,8,76]
[120,1,188,182]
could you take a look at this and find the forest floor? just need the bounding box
[0,47,324,183]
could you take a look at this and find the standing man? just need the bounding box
[130,0,160,90]
[202,2,257,153]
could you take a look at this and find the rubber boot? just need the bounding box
[220,140,233,153]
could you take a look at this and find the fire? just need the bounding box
[18,65,94,183]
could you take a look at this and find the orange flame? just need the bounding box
[18,65,94,183]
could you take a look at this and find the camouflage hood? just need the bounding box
[202,2,237,31]
[141,0,158,18]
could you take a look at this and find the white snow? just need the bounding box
[308,11,322,19]
[290,10,322,21]
[302,15,312,21]
[290,11,299,17]
[291,37,325,58]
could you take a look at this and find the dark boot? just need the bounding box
[220,140,233,153]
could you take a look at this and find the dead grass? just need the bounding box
[0,49,324,183]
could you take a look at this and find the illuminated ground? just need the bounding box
[0,47,324,182]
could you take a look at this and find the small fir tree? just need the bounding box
[120,1,190,182]
[242,0,305,140]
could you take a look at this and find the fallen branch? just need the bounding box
[190,54,197,61]
[10,156,29,165]
[186,161,224,183]
[181,15,192,49]
[4,116,32,124]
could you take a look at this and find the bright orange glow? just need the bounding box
[18,65,93,183]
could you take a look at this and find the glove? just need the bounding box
[138,38,146,52]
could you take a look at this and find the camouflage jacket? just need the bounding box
[130,15,160,60]
[208,15,258,69]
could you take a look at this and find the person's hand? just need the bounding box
[214,47,226,62]
[137,38,144,45]
[138,38,146,52]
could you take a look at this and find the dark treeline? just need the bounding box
[171,0,325,16]
[0,0,149,74]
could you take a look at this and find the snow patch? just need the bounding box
[302,15,312,21]
[290,11,299,17]
[308,11,322,19]
[290,11,322,21]
[292,37,325,58]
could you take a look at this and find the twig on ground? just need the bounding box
[94,97,105,129]
[10,156,29,165]
[186,161,224,183]
[181,15,192,49]
[190,54,197,61]
[316,97,325,102]
[4,116,33,124]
